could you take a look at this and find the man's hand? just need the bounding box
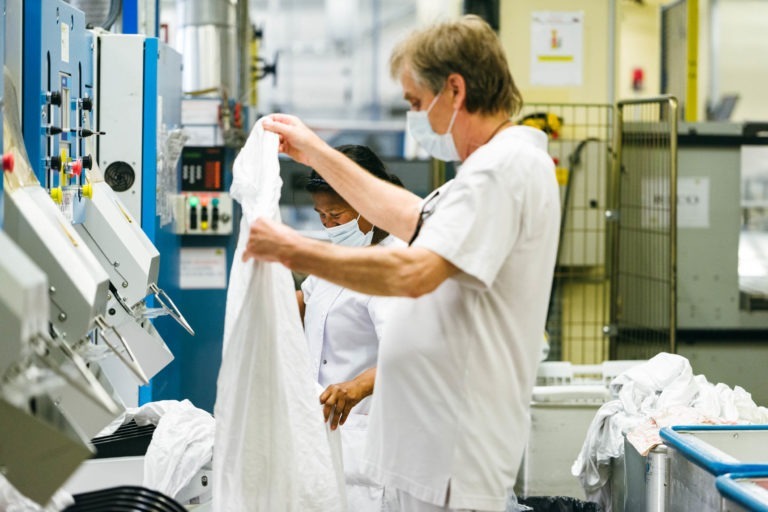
[241,217,303,264]
[262,114,327,168]
[319,367,376,430]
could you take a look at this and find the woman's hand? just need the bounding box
[262,114,327,168]
[319,367,376,430]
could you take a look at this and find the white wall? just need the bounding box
[500,0,616,104]
[714,0,768,121]
[617,2,661,100]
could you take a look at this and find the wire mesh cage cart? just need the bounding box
[515,103,615,364]
[609,96,679,359]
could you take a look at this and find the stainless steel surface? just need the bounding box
[0,231,48,377]
[237,0,249,102]
[178,0,235,25]
[74,180,160,308]
[676,122,742,328]
[47,357,125,438]
[177,0,238,93]
[610,97,679,359]
[668,447,721,512]
[4,185,110,342]
[668,430,768,512]
[65,0,110,26]
[621,437,670,512]
[647,445,670,511]
[98,297,174,406]
[0,399,93,505]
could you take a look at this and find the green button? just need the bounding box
[188,196,199,207]
[212,198,220,207]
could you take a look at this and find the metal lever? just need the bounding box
[94,315,150,385]
[149,283,195,335]
[34,332,121,416]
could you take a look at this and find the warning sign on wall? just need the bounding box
[530,11,584,86]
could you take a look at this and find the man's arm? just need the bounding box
[243,217,459,297]
[262,115,422,241]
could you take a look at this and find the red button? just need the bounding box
[2,153,14,173]
[71,159,83,176]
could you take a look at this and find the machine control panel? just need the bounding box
[173,192,233,235]
[175,146,233,235]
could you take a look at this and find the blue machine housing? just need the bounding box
[22,0,93,190]
[137,37,199,409]
[147,152,240,413]
[18,0,233,413]
[138,39,237,413]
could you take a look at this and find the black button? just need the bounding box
[323,360,327,364]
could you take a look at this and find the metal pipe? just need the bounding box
[608,103,622,360]
[176,0,237,94]
[686,0,699,121]
[103,0,121,30]
[668,96,679,354]
[236,0,249,102]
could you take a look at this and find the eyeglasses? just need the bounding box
[408,190,441,246]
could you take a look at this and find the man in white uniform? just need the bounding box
[243,15,560,512]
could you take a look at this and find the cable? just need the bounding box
[102,0,122,31]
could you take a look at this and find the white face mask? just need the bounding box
[325,215,374,247]
[406,89,460,162]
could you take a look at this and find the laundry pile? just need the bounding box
[572,352,768,510]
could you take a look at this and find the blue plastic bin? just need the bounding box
[659,425,768,512]
[716,473,768,512]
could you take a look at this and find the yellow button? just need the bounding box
[50,187,63,204]
[200,221,209,231]
[82,183,93,199]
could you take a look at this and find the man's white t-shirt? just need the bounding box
[362,126,560,511]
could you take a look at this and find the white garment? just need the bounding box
[302,235,401,415]
[214,119,346,512]
[95,399,215,500]
[363,126,561,511]
[141,400,215,499]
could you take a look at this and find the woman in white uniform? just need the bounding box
[297,144,403,512]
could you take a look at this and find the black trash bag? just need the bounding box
[518,496,603,512]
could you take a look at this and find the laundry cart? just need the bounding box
[616,436,670,512]
[717,473,768,512]
[660,425,768,512]
[516,361,641,499]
